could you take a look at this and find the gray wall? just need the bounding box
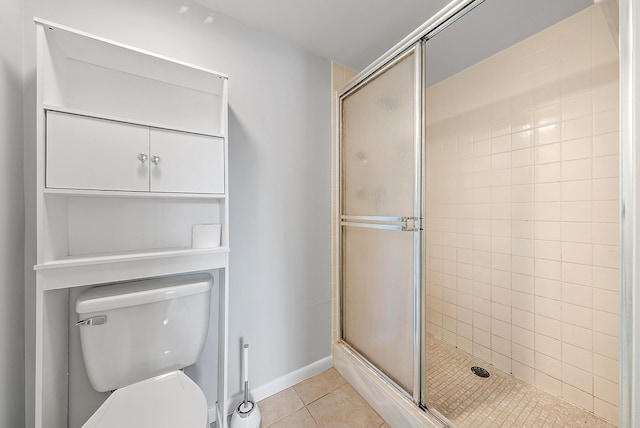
[21,0,331,425]
[0,0,25,427]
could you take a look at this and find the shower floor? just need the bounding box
[424,334,615,427]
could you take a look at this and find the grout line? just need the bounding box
[306,404,320,427]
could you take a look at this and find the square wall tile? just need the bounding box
[419,4,619,415]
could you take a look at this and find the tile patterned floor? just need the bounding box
[256,368,389,428]
[424,334,616,427]
[222,337,615,428]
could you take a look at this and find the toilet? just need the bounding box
[75,273,213,428]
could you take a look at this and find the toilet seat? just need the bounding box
[82,370,208,428]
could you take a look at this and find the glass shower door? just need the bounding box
[339,45,422,398]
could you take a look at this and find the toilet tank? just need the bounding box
[76,273,213,392]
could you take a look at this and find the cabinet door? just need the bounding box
[149,129,224,194]
[46,112,150,192]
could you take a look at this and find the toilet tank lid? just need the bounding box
[76,273,213,314]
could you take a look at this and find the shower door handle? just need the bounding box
[341,221,404,231]
[341,215,422,231]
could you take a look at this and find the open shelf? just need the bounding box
[36,247,230,291]
[38,18,228,137]
[44,187,226,199]
[36,18,227,92]
[35,246,229,270]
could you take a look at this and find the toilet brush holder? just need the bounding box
[230,344,261,428]
[230,397,261,428]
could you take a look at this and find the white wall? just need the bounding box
[0,0,25,427]
[22,0,331,426]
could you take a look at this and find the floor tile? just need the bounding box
[294,368,347,405]
[258,387,304,427]
[307,383,384,428]
[266,408,317,428]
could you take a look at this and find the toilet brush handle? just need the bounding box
[243,344,249,384]
[243,344,249,405]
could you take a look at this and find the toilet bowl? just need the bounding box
[76,273,213,428]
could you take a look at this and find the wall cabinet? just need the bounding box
[46,112,149,192]
[149,128,224,194]
[46,111,225,194]
[31,18,230,428]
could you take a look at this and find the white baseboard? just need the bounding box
[249,356,333,403]
[210,355,333,423]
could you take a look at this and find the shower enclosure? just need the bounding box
[340,46,423,399]
[336,0,622,426]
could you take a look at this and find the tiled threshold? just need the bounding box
[256,368,389,428]
[424,334,616,427]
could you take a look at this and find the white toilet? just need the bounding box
[75,273,213,428]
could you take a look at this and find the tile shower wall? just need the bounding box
[424,5,619,424]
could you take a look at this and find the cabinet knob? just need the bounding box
[151,155,161,165]
[138,153,148,162]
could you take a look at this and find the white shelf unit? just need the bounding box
[32,19,230,428]
[44,187,227,199]
[43,104,225,138]
[37,18,227,136]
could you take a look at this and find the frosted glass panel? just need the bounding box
[342,53,416,217]
[342,226,415,393]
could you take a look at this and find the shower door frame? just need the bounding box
[336,0,488,414]
[619,0,638,426]
[337,43,425,403]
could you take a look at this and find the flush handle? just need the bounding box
[76,315,107,327]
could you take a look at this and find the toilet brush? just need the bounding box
[230,344,261,428]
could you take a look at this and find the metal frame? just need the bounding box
[338,0,485,100]
[340,222,405,231]
[337,44,422,402]
[341,215,421,232]
[336,0,484,417]
[411,42,424,404]
[619,0,636,426]
[418,39,429,409]
[341,215,407,222]
[337,45,421,357]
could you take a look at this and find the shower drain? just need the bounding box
[471,366,490,378]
